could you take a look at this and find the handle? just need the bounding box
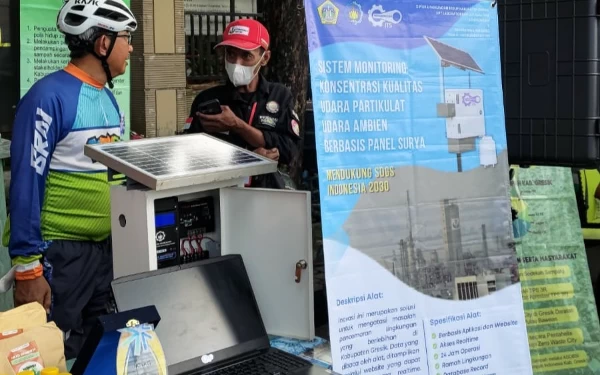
[295,260,307,283]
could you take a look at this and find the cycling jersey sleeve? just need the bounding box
[9,93,63,280]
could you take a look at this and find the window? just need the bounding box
[0,0,18,135]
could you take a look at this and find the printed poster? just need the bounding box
[19,0,131,140]
[304,0,533,374]
[511,166,600,374]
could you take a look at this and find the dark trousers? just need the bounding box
[43,239,113,360]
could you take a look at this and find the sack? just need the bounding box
[0,303,46,332]
[0,322,67,374]
[0,303,66,374]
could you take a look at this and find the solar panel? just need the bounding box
[84,134,277,191]
[424,36,484,74]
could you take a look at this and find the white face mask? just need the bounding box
[225,53,264,87]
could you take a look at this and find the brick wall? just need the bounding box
[130,0,187,137]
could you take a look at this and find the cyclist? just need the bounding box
[5,0,137,359]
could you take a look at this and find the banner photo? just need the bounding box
[19,0,131,140]
[304,0,533,374]
[511,166,600,374]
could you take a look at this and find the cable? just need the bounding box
[200,235,217,244]
[191,235,202,260]
[180,238,192,263]
[194,234,216,260]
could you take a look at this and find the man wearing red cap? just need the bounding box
[184,19,301,189]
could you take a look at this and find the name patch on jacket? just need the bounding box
[259,116,278,127]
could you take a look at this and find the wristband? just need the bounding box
[15,260,43,281]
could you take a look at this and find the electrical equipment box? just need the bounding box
[425,36,489,172]
[444,88,485,140]
[85,134,315,341]
[178,196,217,262]
[479,136,498,168]
[154,197,179,268]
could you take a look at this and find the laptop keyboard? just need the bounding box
[207,350,310,375]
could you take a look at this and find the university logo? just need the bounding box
[368,4,402,28]
[318,0,339,25]
[348,1,363,25]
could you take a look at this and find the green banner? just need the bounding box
[19,0,130,140]
[511,166,600,374]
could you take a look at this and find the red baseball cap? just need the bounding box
[215,19,270,51]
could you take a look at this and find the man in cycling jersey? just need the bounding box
[6,0,137,359]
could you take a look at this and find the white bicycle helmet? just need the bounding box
[57,0,137,36]
[57,0,137,89]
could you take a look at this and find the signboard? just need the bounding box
[304,0,533,374]
[183,0,258,36]
[511,166,600,374]
[19,0,131,139]
[183,0,257,13]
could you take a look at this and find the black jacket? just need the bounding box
[185,76,301,167]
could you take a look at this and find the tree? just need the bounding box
[261,0,309,183]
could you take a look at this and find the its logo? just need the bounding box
[462,93,481,106]
[451,218,460,230]
[291,119,300,136]
[97,23,112,31]
[156,231,166,243]
[86,133,121,145]
[318,0,339,25]
[74,0,99,5]
[126,319,140,328]
[31,108,52,176]
[87,133,121,163]
[368,4,402,28]
[259,116,277,127]
[348,1,363,25]
[229,25,250,36]
[201,354,214,364]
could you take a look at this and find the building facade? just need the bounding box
[0,0,261,138]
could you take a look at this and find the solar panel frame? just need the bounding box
[84,134,278,191]
[424,36,484,74]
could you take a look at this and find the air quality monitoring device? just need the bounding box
[84,134,317,341]
[425,36,497,171]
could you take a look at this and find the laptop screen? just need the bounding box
[111,255,269,372]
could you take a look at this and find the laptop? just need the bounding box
[111,254,333,375]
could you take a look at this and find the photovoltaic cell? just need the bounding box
[84,134,276,190]
[425,36,484,74]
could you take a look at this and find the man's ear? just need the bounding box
[262,50,271,66]
[94,34,111,57]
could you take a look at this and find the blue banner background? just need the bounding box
[304,1,532,374]
[306,0,507,241]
